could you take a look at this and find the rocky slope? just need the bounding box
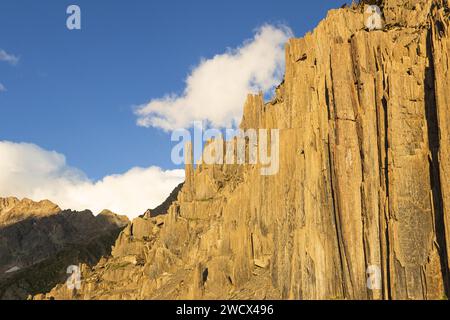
[0,197,61,227]
[37,0,450,300]
[0,198,129,299]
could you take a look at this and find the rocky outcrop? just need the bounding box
[0,197,60,226]
[0,198,129,299]
[143,183,184,218]
[36,0,450,300]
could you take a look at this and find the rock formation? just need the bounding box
[36,0,450,300]
[0,197,61,227]
[143,183,184,218]
[0,198,129,299]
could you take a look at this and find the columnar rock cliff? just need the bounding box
[37,0,450,300]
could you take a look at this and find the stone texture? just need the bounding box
[36,0,450,300]
[0,197,60,226]
[0,198,129,299]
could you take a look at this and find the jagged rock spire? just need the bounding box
[33,1,450,300]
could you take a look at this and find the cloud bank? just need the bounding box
[0,49,19,65]
[0,83,5,92]
[0,141,184,219]
[135,24,292,131]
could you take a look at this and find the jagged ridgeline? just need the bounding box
[36,0,450,300]
[0,198,129,300]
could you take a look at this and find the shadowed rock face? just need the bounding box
[0,198,129,300]
[359,0,384,6]
[37,0,450,300]
[143,183,184,218]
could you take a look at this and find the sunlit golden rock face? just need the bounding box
[36,0,450,300]
[0,197,61,227]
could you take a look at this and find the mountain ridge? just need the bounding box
[33,0,450,300]
[0,198,130,299]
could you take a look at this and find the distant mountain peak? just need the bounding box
[0,197,61,226]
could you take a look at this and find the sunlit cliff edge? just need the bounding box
[33,0,450,300]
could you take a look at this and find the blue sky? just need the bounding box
[0,1,350,216]
[0,0,346,179]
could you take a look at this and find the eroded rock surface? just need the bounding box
[37,0,450,300]
[0,198,129,299]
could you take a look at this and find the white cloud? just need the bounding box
[0,49,19,65]
[135,24,292,131]
[0,141,184,219]
[0,83,5,92]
